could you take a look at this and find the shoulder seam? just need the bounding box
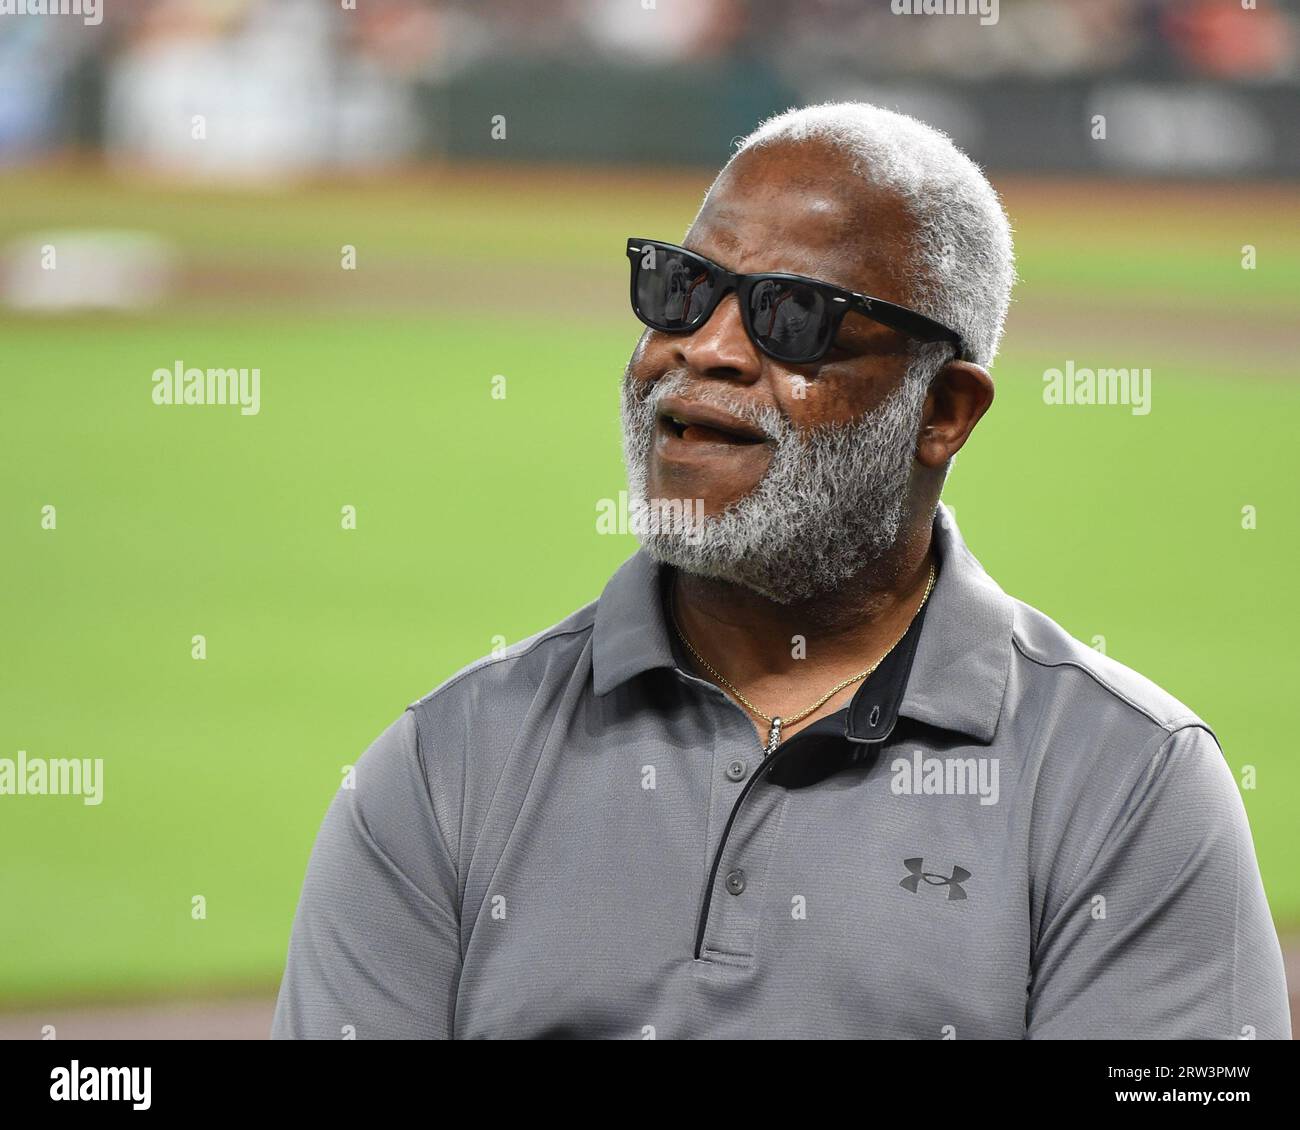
[1010,633,1202,734]
[406,707,460,890]
[1163,718,1221,745]
[1056,721,1172,898]
[409,614,596,710]
[1056,719,1223,901]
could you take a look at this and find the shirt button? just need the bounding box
[725,869,747,896]
[725,759,748,781]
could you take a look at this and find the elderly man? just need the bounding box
[272,103,1290,1040]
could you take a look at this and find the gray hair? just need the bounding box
[717,101,1016,370]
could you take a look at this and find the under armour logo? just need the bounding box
[899,857,971,901]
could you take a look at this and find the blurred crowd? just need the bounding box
[1,0,1295,172]
[465,0,1300,78]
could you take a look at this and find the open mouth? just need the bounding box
[658,411,767,447]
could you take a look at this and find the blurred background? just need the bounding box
[1,0,1297,1038]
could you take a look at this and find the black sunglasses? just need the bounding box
[626,237,965,365]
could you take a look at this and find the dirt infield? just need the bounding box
[0,996,276,1041]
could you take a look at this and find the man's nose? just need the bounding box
[674,292,762,384]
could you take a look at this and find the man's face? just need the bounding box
[620,142,935,602]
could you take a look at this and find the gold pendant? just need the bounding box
[764,716,783,756]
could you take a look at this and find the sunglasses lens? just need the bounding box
[632,245,718,331]
[747,278,832,362]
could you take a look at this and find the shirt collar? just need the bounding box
[592,502,1013,746]
[900,504,1013,744]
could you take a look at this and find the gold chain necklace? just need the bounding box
[669,562,937,756]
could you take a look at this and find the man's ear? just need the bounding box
[915,360,994,469]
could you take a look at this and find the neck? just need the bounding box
[669,520,935,724]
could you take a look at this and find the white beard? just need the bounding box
[620,361,931,604]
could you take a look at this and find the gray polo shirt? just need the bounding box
[271,505,1290,1039]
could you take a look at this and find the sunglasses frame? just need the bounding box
[626,237,966,365]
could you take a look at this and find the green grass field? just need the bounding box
[1,167,1297,1006]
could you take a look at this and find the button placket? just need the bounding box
[699,784,788,962]
[673,659,786,966]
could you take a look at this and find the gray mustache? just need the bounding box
[637,371,787,442]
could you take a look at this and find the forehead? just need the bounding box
[685,141,918,302]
